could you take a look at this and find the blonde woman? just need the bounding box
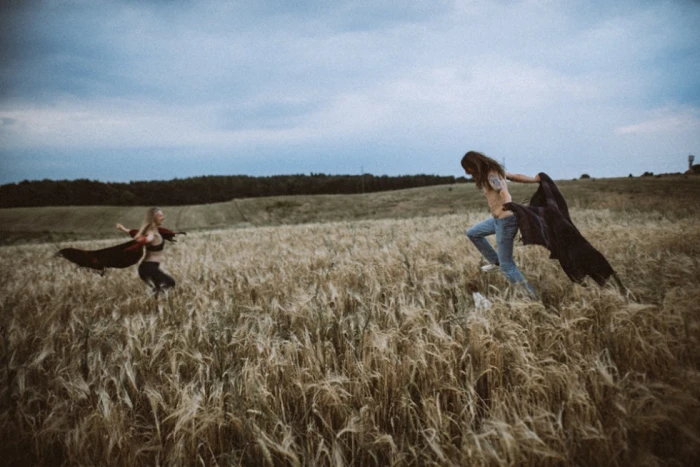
[117,207,176,293]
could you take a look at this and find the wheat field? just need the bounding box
[1,206,699,465]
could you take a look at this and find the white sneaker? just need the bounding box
[480,264,499,272]
[472,292,492,310]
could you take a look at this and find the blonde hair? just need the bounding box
[136,207,161,237]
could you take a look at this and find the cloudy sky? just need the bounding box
[1,0,699,184]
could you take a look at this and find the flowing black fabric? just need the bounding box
[57,227,185,274]
[503,173,615,285]
[57,240,144,273]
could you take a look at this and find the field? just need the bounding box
[1,176,700,465]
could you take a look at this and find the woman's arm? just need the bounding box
[116,223,130,234]
[505,172,540,183]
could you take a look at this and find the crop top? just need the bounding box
[146,241,164,252]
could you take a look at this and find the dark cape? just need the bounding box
[57,227,185,275]
[503,173,615,285]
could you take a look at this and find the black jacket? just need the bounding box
[503,173,615,285]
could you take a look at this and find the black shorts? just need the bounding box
[138,261,175,292]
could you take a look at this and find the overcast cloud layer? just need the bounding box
[1,0,699,183]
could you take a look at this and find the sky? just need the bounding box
[1,0,699,184]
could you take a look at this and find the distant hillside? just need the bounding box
[0,173,466,208]
[2,175,699,246]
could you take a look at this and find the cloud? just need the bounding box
[0,99,320,150]
[1,0,700,183]
[615,110,700,136]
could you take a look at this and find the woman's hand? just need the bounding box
[116,223,128,233]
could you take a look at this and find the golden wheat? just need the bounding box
[1,209,699,465]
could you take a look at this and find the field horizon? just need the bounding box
[2,174,699,246]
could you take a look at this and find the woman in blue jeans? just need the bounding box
[461,151,539,299]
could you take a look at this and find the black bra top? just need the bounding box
[146,241,165,252]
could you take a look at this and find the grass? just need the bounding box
[0,176,699,465]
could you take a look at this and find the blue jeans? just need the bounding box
[466,215,537,298]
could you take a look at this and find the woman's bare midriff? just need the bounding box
[144,251,163,263]
[483,186,514,219]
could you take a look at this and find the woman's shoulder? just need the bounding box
[486,170,506,183]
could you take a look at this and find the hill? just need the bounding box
[1,175,699,245]
[0,173,461,208]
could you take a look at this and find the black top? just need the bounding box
[146,241,164,252]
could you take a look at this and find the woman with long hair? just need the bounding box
[461,151,539,299]
[117,207,175,294]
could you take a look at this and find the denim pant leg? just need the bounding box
[466,217,500,265]
[495,216,537,298]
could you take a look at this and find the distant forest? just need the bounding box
[0,173,467,208]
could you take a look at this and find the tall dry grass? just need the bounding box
[1,209,699,465]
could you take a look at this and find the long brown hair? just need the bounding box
[136,207,161,237]
[461,151,505,189]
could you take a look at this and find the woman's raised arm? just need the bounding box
[506,172,540,183]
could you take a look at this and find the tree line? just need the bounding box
[0,173,468,207]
